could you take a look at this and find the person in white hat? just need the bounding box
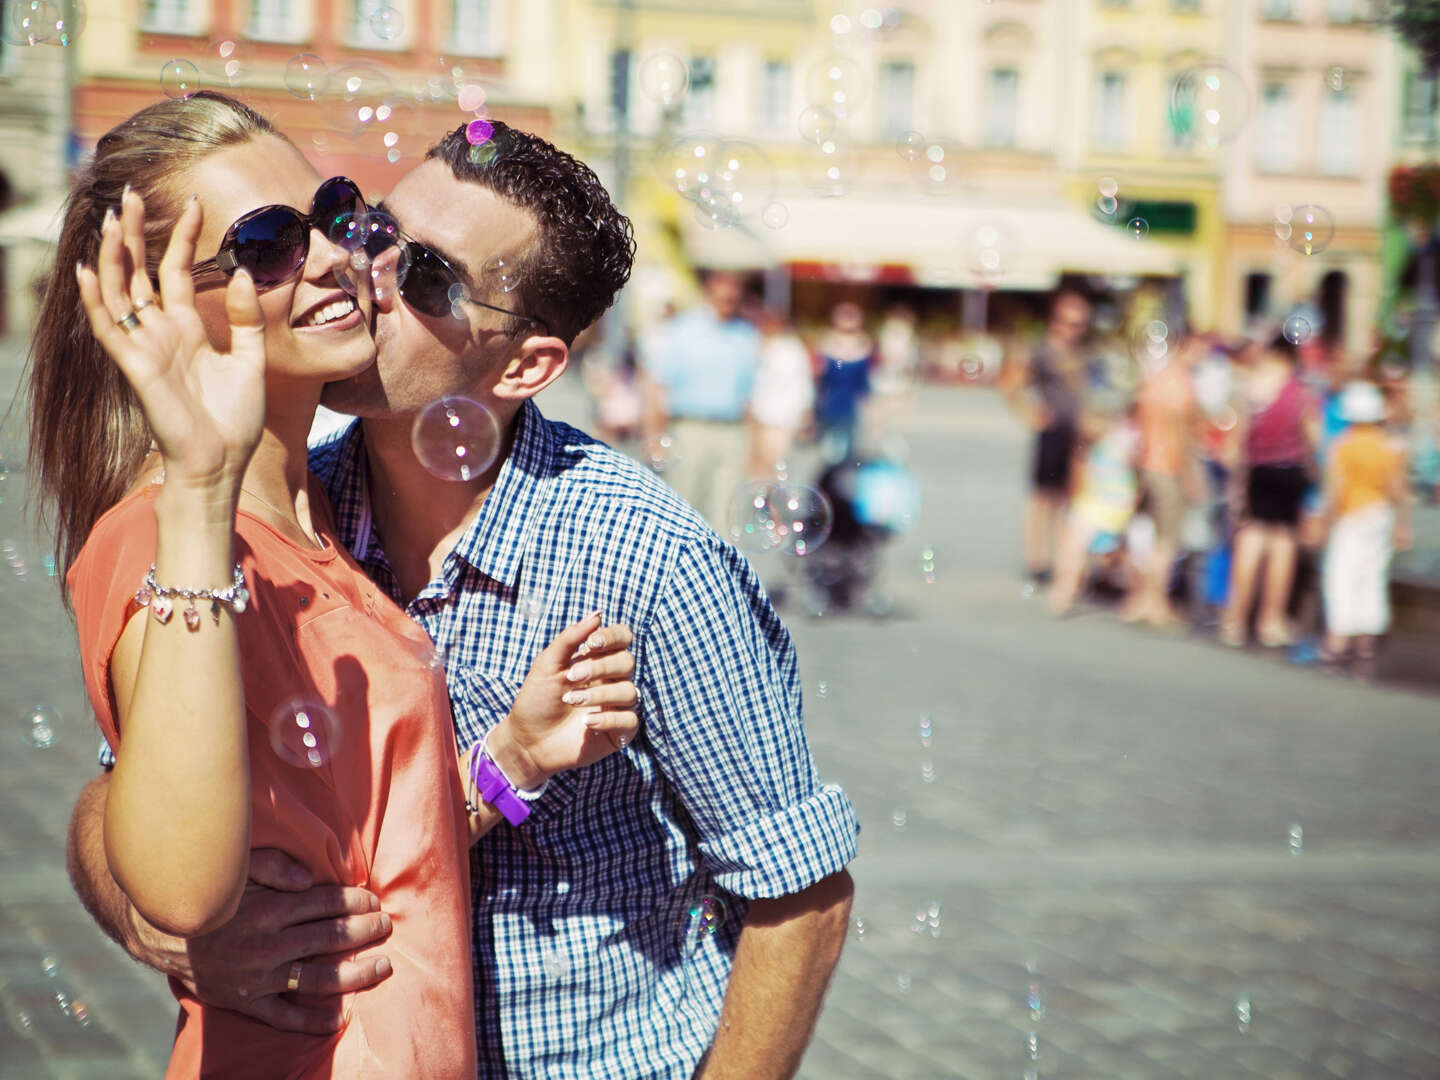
[1320,380,1413,678]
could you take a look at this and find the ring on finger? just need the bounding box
[133,298,156,313]
[117,311,141,332]
[286,962,302,992]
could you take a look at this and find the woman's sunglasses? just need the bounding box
[190,176,368,289]
[368,229,546,332]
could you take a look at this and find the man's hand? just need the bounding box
[131,848,393,1034]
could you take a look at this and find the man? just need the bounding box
[639,270,762,530]
[1001,289,1095,586]
[68,123,857,1079]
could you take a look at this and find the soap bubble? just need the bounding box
[411,396,502,482]
[206,37,246,86]
[806,54,867,118]
[761,201,789,229]
[687,894,725,936]
[726,482,833,556]
[7,1,58,46]
[457,82,486,112]
[324,64,394,138]
[21,705,59,749]
[1288,204,1334,256]
[1325,65,1347,92]
[639,52,689,107]
[1282,314,1311,345]
[466,117,495,145]
[1096,194,1119,219]
[797,105,837,144]
[160,59,201,100]
[268,699,341,768]
[812,130,860,197]
[482,254,521,294]
[41,955,59,978]
[369,5,402,40]
[1287,822,1304,855]
[657,132,721,198]
[1127,216,1150,239]
[1098,176,1119,199]
[1169,63,1250,148]
[896,130,927,161]
[914,140,962,196]
[284,54,328,100]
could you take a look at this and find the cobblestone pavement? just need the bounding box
[1,343,1437,1077]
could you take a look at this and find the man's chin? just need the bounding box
[321,367,389,418]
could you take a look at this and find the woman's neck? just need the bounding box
[237,383,325,547]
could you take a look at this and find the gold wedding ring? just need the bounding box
[286,962,302,993]
[117,311,141,332]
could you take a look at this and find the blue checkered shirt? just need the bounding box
[309,401,859,1080]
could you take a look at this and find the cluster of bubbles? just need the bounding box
[21,704,59,749]
[268,699,340,769]
[1287,822,1304,855]
[1093,177,1148,239]
[1,0,84,47]
[656,132,781,232]
[909,899,943,939]
[1235,993,1253,1033]
[4,539,30,583]
[1135,319,1171,373]
[920,546,936,584]
[410,397,503,483]
[896,131,964,198]
[14,954,94,1042]
[726,481,834,557]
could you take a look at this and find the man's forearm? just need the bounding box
[697,870,854,1080]
[67,772,144,955]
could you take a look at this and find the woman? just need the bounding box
[27,93,638,1077]
[1220,332,1320,647]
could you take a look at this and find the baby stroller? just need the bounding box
[804,456,918,614]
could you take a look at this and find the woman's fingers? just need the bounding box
[573,623,634,660]
[560,681,638,709]
[224,268,266,369]
[75,262,131,359]
[96,208,133,325]
[118,188,157,313]
[539,611,604,673]
[565,648,634,686]
[157,195,202,313]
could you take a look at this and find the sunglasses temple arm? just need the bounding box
[467,297,545,331]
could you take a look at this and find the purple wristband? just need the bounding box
[470,749,532,827]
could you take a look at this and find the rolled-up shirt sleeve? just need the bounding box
[642,533,858,899]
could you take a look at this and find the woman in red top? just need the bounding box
[1220,331,1320,647]
[27,93,639,1077]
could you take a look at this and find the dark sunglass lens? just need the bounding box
[233,209,307,285]
[400,248,457,317]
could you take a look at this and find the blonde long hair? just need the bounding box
[27,92,280,600]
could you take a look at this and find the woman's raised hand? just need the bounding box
[484,612,640,789]
[76,189,266,495]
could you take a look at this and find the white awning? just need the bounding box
[0,190,66,247]
[681,192,1186,290]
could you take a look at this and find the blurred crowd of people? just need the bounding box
[577,271,1437,679]
[1003,287,1433,680]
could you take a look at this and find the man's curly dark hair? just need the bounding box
[426,122,636,346]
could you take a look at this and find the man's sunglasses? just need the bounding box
[369,229,546,332]
[190,176,368,289]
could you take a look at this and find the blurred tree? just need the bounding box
[1388,0,1440,76]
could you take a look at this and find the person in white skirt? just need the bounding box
[1321,381,1413,678]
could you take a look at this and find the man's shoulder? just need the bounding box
[537,414,712,540]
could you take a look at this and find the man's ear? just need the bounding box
[494,335,569,401]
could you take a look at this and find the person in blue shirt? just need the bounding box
[639,270,763,529]
[68,121,858,1080]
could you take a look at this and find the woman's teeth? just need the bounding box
[303,298,356,327]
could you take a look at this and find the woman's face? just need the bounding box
[183,135,375,385]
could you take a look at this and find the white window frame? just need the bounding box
[758,58,791,135]
[449,0,502,57]
[984,67,1020,149]
[878,59,916,139]
[1317,86,1359,175]
[348,0,407,50]
[140,0,200,35]
[1255,81,1299,173]
[1093,71,1128,151]
[246,0,300,42]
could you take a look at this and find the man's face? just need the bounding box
[321,159,539,420]
[704,273,743,321]
[1049,295,1090,347]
